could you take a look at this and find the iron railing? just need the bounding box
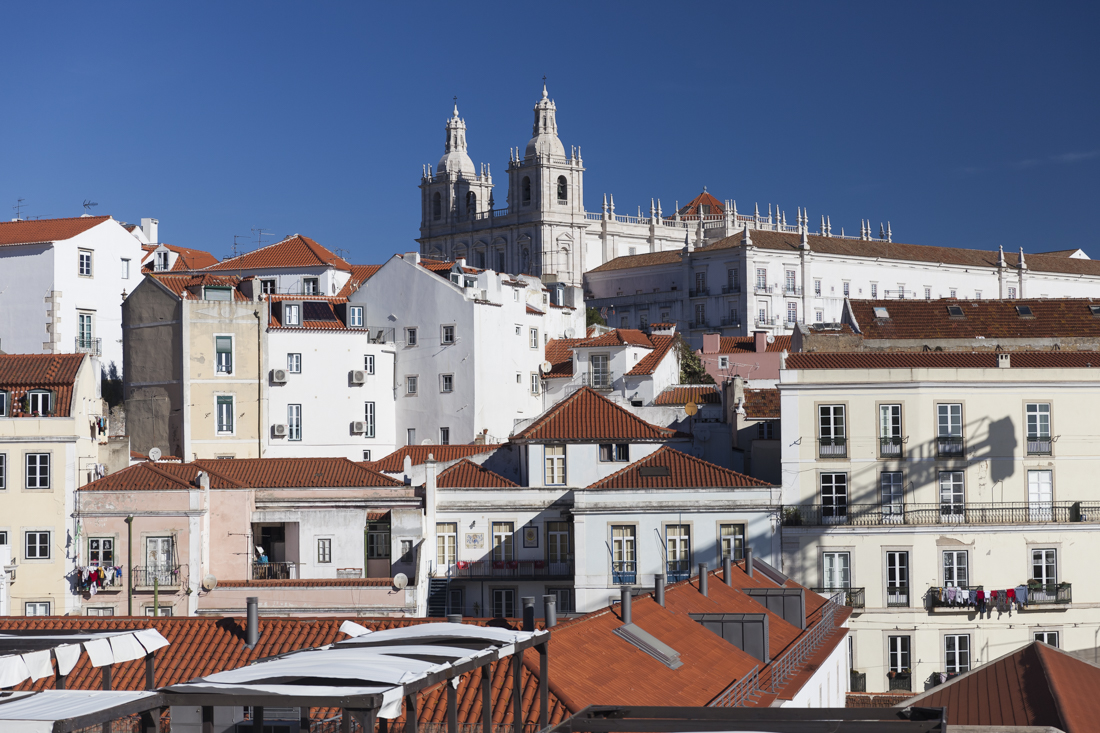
[722,285,741,294]
[131,565,182,588]
[1027,438,1052,455]
[850,670,867,692]
[689,287,710,297]
[252,561,296,580]
[887,586,910,607]
[754,284,774,294]
[784,285,802,296]
[819,437,847,458]
[880,436,903,457]
[937,436,965,457]
[75,337,101,356]
[1029,583,1072,604]
[720,318,741,327]
[612,561,636,585]
[445,560,574,579]
[811,587,865,609]
[928,585,982,609]
[888,673,912,691]
[667,561,691,582]
[781,501,1100,527]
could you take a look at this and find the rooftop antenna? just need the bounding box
[252,227,272,250]
[333,247,351,261]
[82,200,98,215]
[12,198,26,220]
[232,235,250,259]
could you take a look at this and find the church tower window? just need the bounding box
[466,191,477,217]
[557,176,568,203]
[522,177,532,205]
[433,192,442,220]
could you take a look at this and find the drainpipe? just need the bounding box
[125,516,133,616]
[255,309,263,458]
[199,472,211,580]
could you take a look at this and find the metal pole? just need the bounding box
[405,694,418,733]
[447,679,458,733]
[481,663,492,733]
[538,641,549,730]
[254,706,264,733]
[144,652,155,689]
[101,666,112,690]
[512,651,522,732]
[202,706,214,733]
[126,515,133,616]
[340,710,351,733]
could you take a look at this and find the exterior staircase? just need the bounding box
[427,578,449,617]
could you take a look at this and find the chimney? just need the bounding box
[724,556,733,586]
[620,586,632,624]
[456,258,467,271]
[141,218,159,244]
[698,563,708,597]
[753,331,767,353]
[447,614,463,624]
[522,597,536,631]
[543,595,557,628]
[245,597,259,648]
[997,353,1011,369]
[424,453,438,575]
[745,548,754,578]
[404,251,421,265]
[702,333,720,355]
[654,574,665,607]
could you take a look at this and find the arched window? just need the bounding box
[432,192,442,220]
[557,176,568,203]
[466,191,477,217]
[522,177,532,205]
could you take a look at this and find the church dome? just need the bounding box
[525,85,566,159]
[437,104,476,177]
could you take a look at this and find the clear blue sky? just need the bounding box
[2,2,1097,263]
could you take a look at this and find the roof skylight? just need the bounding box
[1016,305,1034,317]
[873,307,890,319]
[946,305,965,318]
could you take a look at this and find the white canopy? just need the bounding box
[0,690,160,733]
[0,629,169,687]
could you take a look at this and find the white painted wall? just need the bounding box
[782,624,850,708]
[524,442,664,489]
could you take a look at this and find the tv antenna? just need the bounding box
[333,248,351,261]
[82,200,98,214]
[12,198,25,220]
[252,227,273,249]
[232,235,250,259]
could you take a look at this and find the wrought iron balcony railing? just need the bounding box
[251,561,296,580]
[819,437,847,458]
[888,673,912,691]
[811,587,865,609]
[1028,582,1072,605]
[131,565,182,588]
[1027,437,1052,455]
[887,586,910,607]
[937,436,965,457]
[75,337,101,356]
[612,561,636,585]
[667,561,691,582]
[880,436,903,457]
[721,285,741,294]
[446,560,574,580]
[781,501,1100,527]
[689,287,710,297]
[850,670,866,692]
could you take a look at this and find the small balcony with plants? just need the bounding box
[818,437,847,458]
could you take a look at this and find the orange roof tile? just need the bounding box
[654,385,720,406]
[580,329,654,348]
[743,388,780,418]
[543,338,584,379]
[674,191,725,218]
[367,444,503,473]
[849,298,1100,340]
[148,272,252,301]
[0,353,86,417]
[337,264,383,297]
[786,351,1100,370]
[514,387,680,442]
[204,234,351,272]
[436,458,518,488]
[0,216,109,246]
[716,335,791,354]
[216,578,394,588]
[626,334,677,376]
[140,243,219,271]
[585,445,772,489]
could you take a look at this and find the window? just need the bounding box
[302,278,319,295]
[317,538,332,564]
[0,391,6,416]
[755,268,767,289]
[887,551,909,607]
[440,427,450,445]
[821,473,848,522]
[936,404,964,456]
[529,328,539,349]
[143,606,173,617]
[28,391,51,415]
[1032,548,1057,585]
[448,587,465,614]
[815,309,824,323]
[639,312,649,329]
[694,303,706,326]
[26,531,50,559]
[666,525,691,581]
[521,176,531,205]
[26,453,49,489]
[78,250,93,277]
[547,521,570,564]
[362,449,371,461]
[547,587,574,613]
[441,374,453,393]
[822,551,850,589]
[813,279,822,296]
[436,522,457,565]
[492,522,514,562]
[0,453,5,490]
[939,471,964,517]
[406,327,418,346]
[880,404,902,457]
[366,522,390,558]
[870,283,878,298]
[719,356,729,369]
[467,192,478,217]
[842,282,850,297]
[349,306,364,327]
[628,246,636,256]
[364,402,375,438]
[155,251,170,271]
[86,607,114,616]
[599,444,629,462]
[786,302,798,324]
[975,290,981,300]
[121,258,130,279]
[720,524,745,561]
[287,404,302,441]
[590,354,610,388]
[949,289,957,299]
[1008,286,1017,299]
[25,602,50,616]
[433,192,442,219]
[406,428,416,446]
[728,268,738,291]
[944,634,970,674]
[78,312,93,350]
[441,325,455,345]
[530,373,541,395]
[784,270,796,293]
[0,531,6,545]
[493,588,516,618]
[216,395,234,434]
[818,405,846,457]
[213,336,233,374]
[612,526,636,583]
[881,472,904,518]
[1034,631,1059,647]
[88,538,114,566]
[888,635,911,673]
[204,286,231,301]
[284,304,300,325]
[695,272,707,294]
[925,287,932,300]
[757,422,774,439]
[544,445,565,485]
[406,376,418,395]
[261,279,276,295]
[943,550,968,587]
[1026,403,1051,454]
[557,176,568,203]
[1028,470,1053,521]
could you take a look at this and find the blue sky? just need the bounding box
[1,2,1097,263]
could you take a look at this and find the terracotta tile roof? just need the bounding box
[0,353,86,417]
[526,304,543,315]
[849,298,1100,340]
[366,444,502,473]
[415,257,480,278]
[204,234,352,272]
[785,351,1100,370]
[140,243,219,271]
[80,457,403,491]
[626,334,676,376]
[587,250,683,273]
[716,335,791,353]
[543,338,584,378]
[514,387,680,442]
[336,264,382,297]
[742,388,780,418]
[906,641,1100,733]
[654,385,720,406]
[148,272,252,301]
[581,329,654,348]
[436,458,519,488]
[674,191,725,218]
[585,445,771,489]
[269,298,348,330]
[0,215,109,246]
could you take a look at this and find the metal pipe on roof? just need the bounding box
[481,662,492,733]
[654,574,665,607]
[543,594,557,628]
[447,614,463,624]
[724,556,733,586]
[522,597,536,631]
[405,694,419,733]
[255,706,265,733]
[512,650,523,732]
[620,586,632,624]
[699,563,708,597]
[745,547,754,578]
[246,596,259,648]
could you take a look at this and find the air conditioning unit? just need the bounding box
[351,421,367,434]
[271,369,288,384]
[349,370,367,384]
[272,424,288,438]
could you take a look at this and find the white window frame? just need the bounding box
[364,354,375,374]
[287,353,302,373]
[530,373,540,395]
[25,531,50,560]
[216,395,235,435]
[544,445,566,485]
[939,471,965,517]
[888,635,910,673]
[364,402,375,438]
[441,374,454,393]
[78,249,93,277]
[88,537,114,567]
[25,601,51,616]
[0,391,7,417]
[406,327,418,346]
[1033,630,1059,647]
[28,391,52,415]
[590,353,610,388]
[317,538,332,564]
[406,428,416,446]
[287,404,302,441]
[347,306,363,328]
[284,304,301,326]
[0,453,5,490]
[1032,548,1057,585]
[719,523,745,562]
[303,277,319,295]
[944,634,970,674]
[881,471,904,517]
[439,427,450,445]
[121,258,130,279]
[1026,403,1051,439]
[441,324,455,345]
[436,522,457,566]
[942,550,968,587]
[362,449,372,461]
[822,551,851,589]
[261,279,276,295]
[492,588,516,618]
[26,453,50,489]
[529,328,539,349]
[406,376,418,395]
[492,522,514,562]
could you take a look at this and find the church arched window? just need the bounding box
[432,192,442,220]
[522,177,532,205]
[466,191,477,217]
[557,176,568,204]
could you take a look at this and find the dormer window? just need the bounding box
[284,304,301,326]
[204,286,232,301]
[450,272,461,285]
[1016,305,1034,318]
[947,305,965,318]
[464,276,477,288]
[155,251,170,271]
[873,307,890,319]
[348,306,364,328]
[28,391,51,415]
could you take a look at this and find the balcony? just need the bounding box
[754,284,774,295]
[721,285,741,295]
[131,565,183,589]
[783,286,802,296]
[252,561,297,580]
[582,372,613,391]
[720,318,741,328]
[888,673,912,691]
[937,436,965,457]
[667,561,691,583]
[75,337,101,356]
[850,670,866,693]
[781,501,1100,527]
[612,561,636,585]
[887,586,910,607]
[1027,437,1052,455]
[928,584,982,609]
[1028,582,1072,605]
[880,437,903,458]
[689,287,710,298]
[446,560,574,580]
[818,437,847,458]
[754,317,779,327]
[76,565,124,593]
[811,587,865,609]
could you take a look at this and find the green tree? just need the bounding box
[586,307,605,328]
[677,337,715,384]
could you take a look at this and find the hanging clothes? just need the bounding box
[1016,585,1028,607]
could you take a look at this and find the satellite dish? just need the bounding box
[684,402,698,416]
[202,574,218,591]
[564,327,576,338]
[540,360,553,374]
[766,334,775,344]
[393,573,409,590]
[148,447,162,462]
[421,439,434,445]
